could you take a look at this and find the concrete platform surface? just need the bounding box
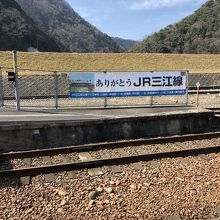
[0,106,212,123]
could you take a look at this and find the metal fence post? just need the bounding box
[185,71,189,106]
[104,71,107,108]
[54,71,59,109]
[150,96,153,106]
[149,71,154,107]
[196,81,200,107]
[0,67,4,106]
[104,98,108,108]
[12,51,21,111]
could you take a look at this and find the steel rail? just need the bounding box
[1,145,220,178]
[1,131,220,161]
[207,108,220,114]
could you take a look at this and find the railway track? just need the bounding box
[1,131,220,181]
[208,107,220,115]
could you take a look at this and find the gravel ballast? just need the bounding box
[1,152,220,219]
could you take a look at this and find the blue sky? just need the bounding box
[66,0,208,41]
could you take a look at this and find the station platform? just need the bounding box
[0,106,215,152]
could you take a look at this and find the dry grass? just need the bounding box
[0,51,220,75]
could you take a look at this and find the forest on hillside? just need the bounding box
[132,0,220,54]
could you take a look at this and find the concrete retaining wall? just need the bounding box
[0,110,214,152]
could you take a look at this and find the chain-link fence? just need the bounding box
[0,68,4,107]
[0,67,219,110]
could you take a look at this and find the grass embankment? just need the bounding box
[0,51,220,75]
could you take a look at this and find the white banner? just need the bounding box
[69,71,187,98]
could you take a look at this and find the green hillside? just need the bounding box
[132,0,220,54]
[0,0,59,51]
[112,37,138,50]
[15,0,123,53]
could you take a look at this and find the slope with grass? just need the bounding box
[1,52,220,74]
